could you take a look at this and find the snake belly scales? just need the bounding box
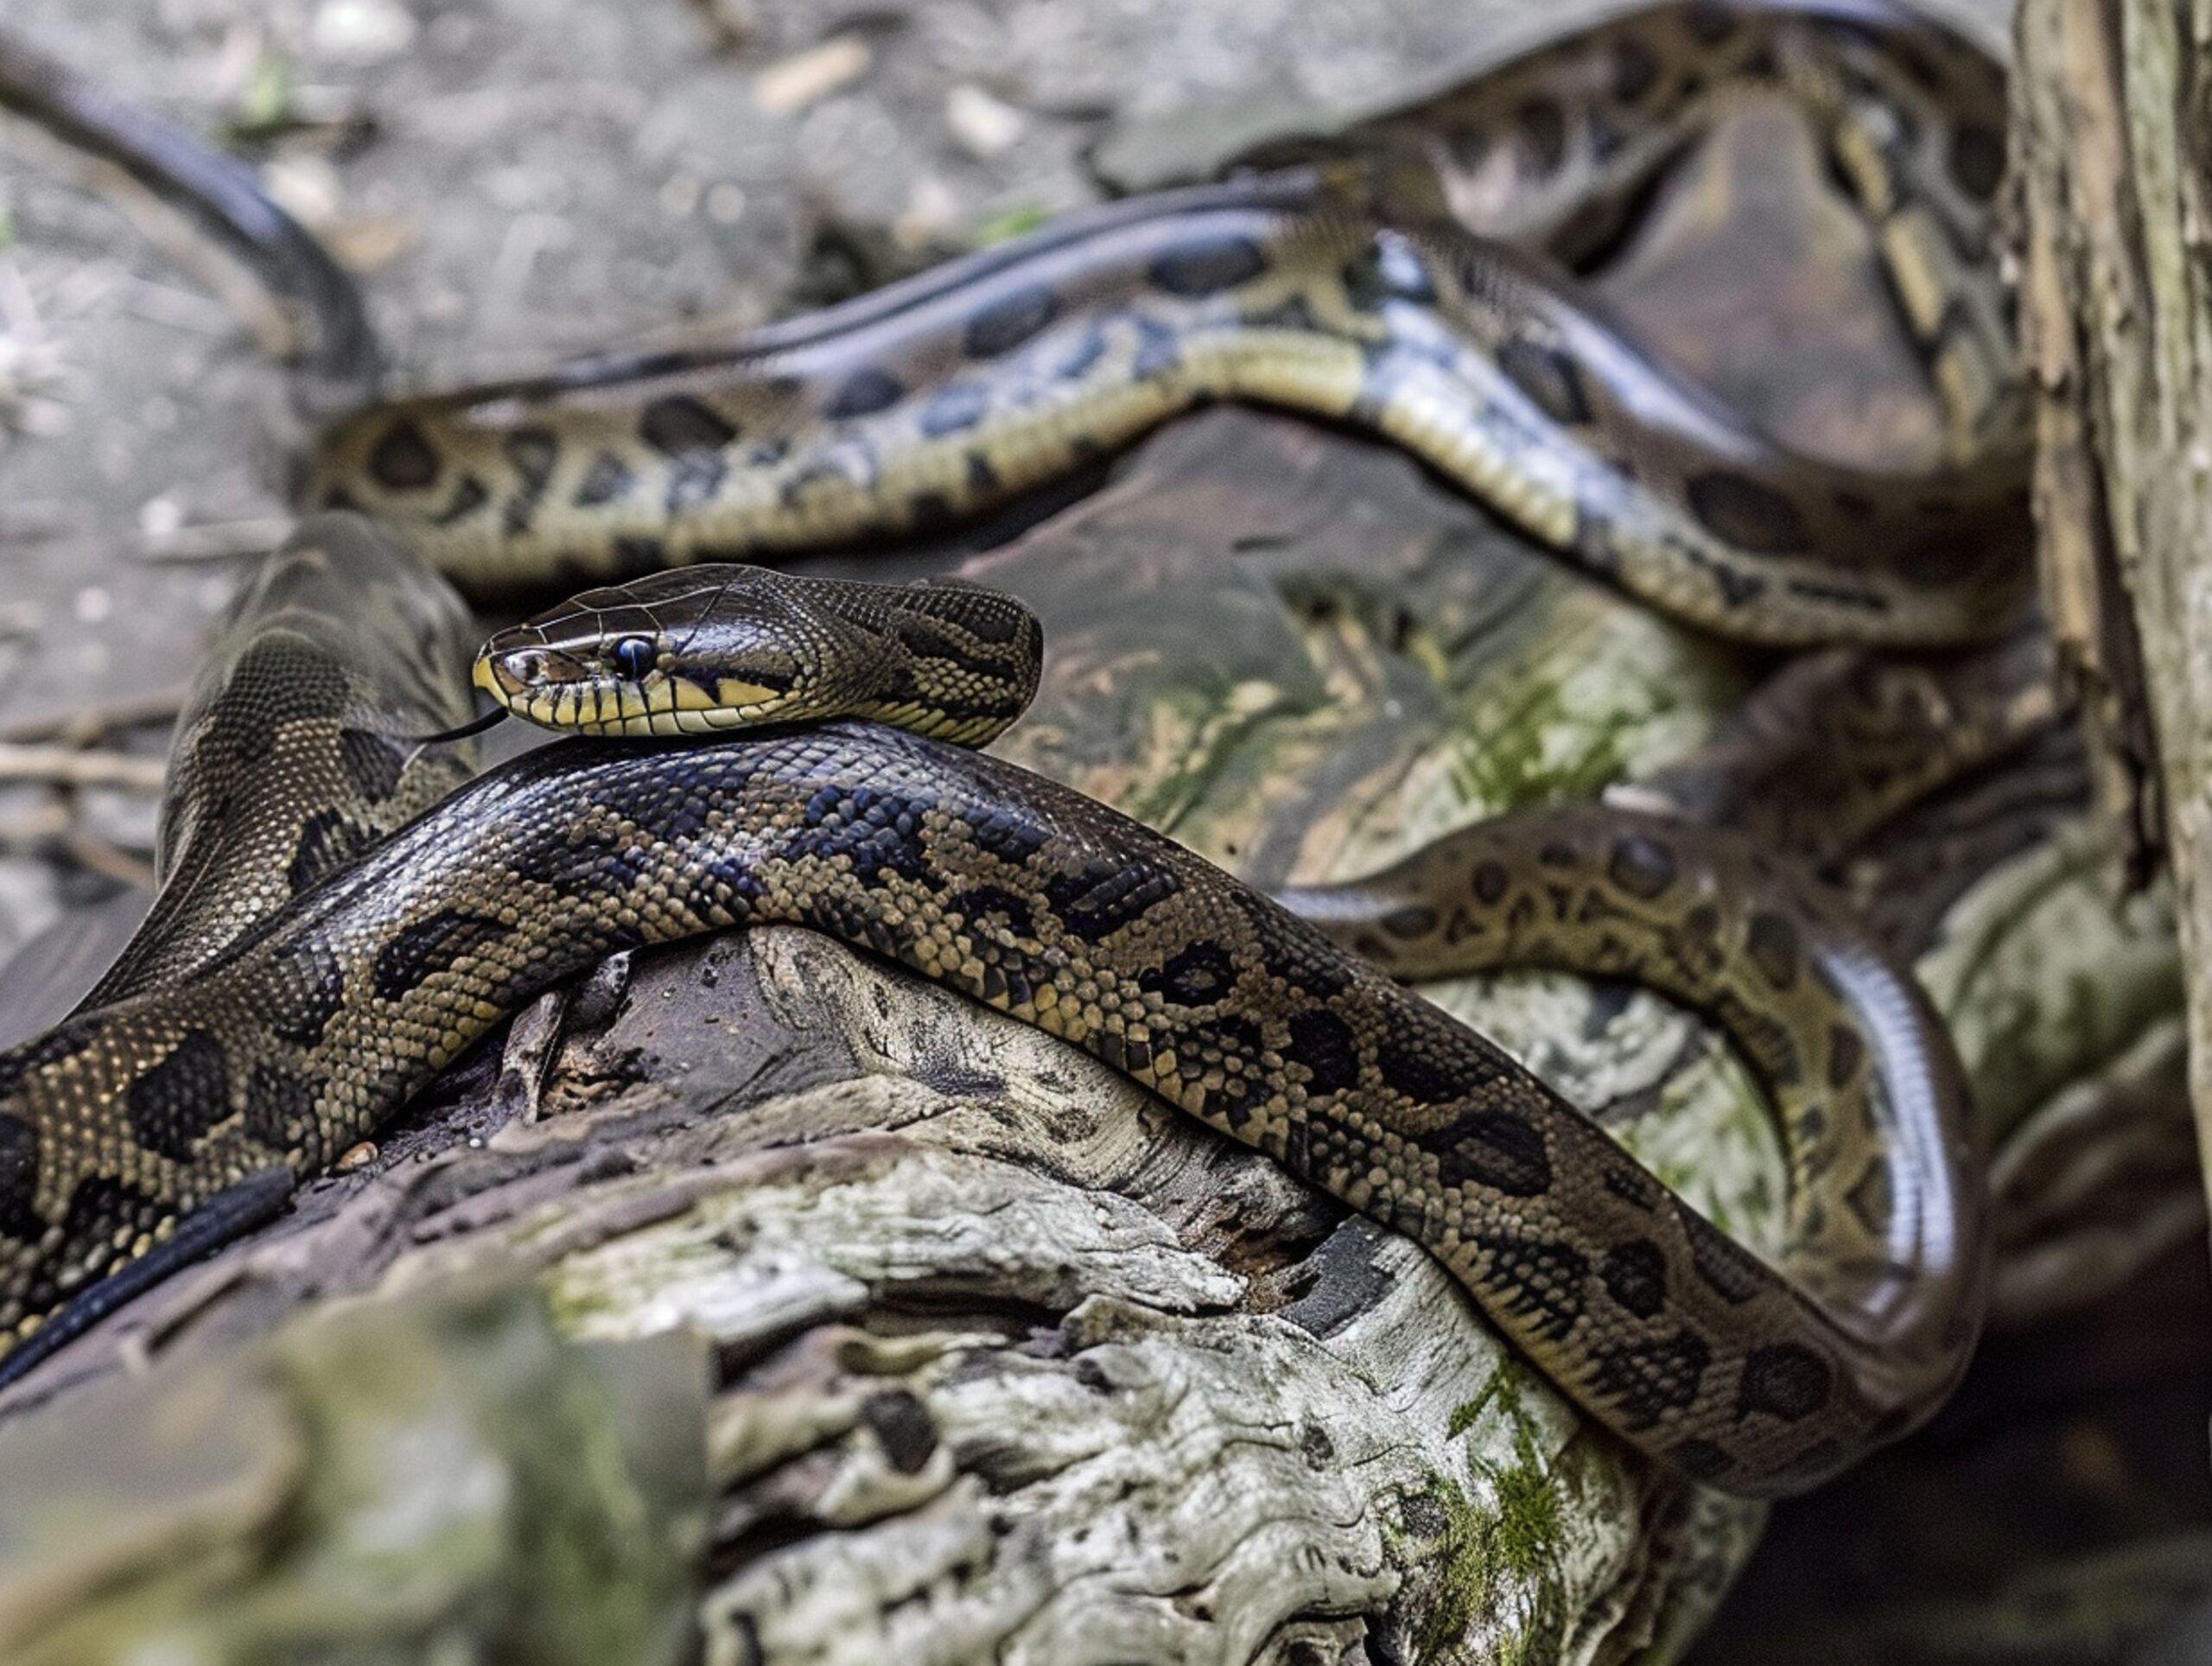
[0,0,2015,1497]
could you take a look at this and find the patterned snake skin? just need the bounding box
[0,0,2020,1497]
[294,1,2025,645]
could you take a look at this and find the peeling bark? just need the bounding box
[2016,0,2212,1193]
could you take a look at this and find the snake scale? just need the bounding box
[0,0,2020,1497]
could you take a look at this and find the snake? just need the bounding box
[0,0,2025,1497]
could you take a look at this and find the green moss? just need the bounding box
[1111,675,1294,833]
[226,52,297,142]
[1402,1367,1573,1663]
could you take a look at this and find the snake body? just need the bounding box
[0,548,1980,1494]
[296,0,2025,645]
[0,0,2018,1496]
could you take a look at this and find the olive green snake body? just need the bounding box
[0,0,2027,1497]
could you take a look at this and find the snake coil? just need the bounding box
[0,1,2012,1497]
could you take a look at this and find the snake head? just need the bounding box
[472,565,833,738]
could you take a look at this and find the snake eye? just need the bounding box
[608,636,657,679]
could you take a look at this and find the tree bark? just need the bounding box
[2015,0,2212,1199]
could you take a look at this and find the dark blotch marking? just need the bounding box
[575,451,635,508]
[1600,1238,1669,1319]
[1745,911,1802,991]
[1130,315,1181,378]
[51,1173,165,1279]
[963,804,1050,865]
[639,394,737,455]
[1445,127,1491,172]
[861,1389,939,1473]
[1041,856,1179,942]
[243,1061,317,1150]
[1666,1437,1735,1480]
[1845,1157,1894,1237]
[125,1031,232,1162]
[1687,472,1810,554]
[1679,1206,1770,1305]
[372,909,511,1002]
[285,806,370,895]
[1054,320,1109,380]
[1284,1008,1360,1095]
[1605,833,1676,900]
[965,451,1001,495]
[366,418,440,491]
[1421,1108,1551,1196]
[0,1112,41,1241]
[949,884,1037,942]
[1344,233,1438,312]
[1684,0,1739,43]
[501,426,559,533]
[1735,1343,1834,1423]
[0,1021,99,1105]
[1476,1235,1588,1341]
[0,1169,296,1392]
[1610,36,1658,103]
[433,474,490,526]
[1515,98,1567,175]
[1604,1164,1662,1212]
[338,727,407,803]
[1381,905,1438,938]
[1236,893,1351,1001]
[1471,860,1511,906]
[823,366,906,421]
[1589,1327,1712,1428]
[1586,109,1627,162]
[1827,1024,1866,1091]
[1496,338,1593,426]
[1148,233,1268,297]
[790,784,944,889]
[1141,941,1240,1007]
[1376,1040,1465,1107]
[270,941,349,1046]
[964,284,1060,359]
[919,382,991,437]
[1948,122,2005,200]
[1246,293,1319,333]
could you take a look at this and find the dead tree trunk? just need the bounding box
[2015,0,2212,1201]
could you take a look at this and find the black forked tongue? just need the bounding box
[409,706,509,745]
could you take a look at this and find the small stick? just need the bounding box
[60,828,157,891]
[0,743,167,792]
[134,516,295,564]
[0,687,188,747]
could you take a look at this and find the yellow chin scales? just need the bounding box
[715,677,785,711]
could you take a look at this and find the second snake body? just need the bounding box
[299,0,2027,645]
